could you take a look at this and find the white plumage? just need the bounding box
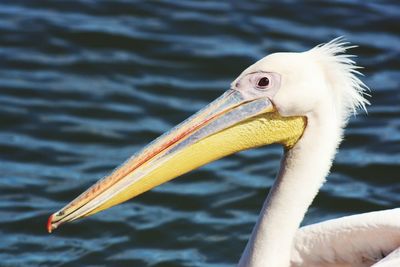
[292,209,400,267]
[237,39,399,267]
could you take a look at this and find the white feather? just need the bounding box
[307,37,370,124]
[236,39,397,267]
[292,209,400,267]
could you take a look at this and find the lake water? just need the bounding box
[0,1,399,266]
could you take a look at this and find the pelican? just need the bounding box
[47,38,400,267]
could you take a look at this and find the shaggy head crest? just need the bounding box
[307,37,370,125]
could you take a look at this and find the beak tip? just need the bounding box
[47,214,54,233]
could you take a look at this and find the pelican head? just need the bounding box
[47,38,368,234]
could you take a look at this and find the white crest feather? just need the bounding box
[308,37,370,125]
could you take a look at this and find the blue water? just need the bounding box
[0,1,399,266]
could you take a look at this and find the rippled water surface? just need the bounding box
[1,1,399,266]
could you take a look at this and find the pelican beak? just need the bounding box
[47,89,306,233]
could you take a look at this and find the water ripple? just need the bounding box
[0,1,399,266]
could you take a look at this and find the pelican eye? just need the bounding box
[257,77,270,88]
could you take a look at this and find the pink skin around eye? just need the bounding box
[233,71,281,101]
[249,72,273,89]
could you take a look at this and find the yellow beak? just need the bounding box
[47,89,306,233]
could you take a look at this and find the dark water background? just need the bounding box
[1,1,399,266]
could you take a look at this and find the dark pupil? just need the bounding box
[258,77,269,87]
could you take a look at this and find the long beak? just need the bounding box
[47,89,306,233]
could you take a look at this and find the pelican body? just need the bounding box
[47,39,400,267]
